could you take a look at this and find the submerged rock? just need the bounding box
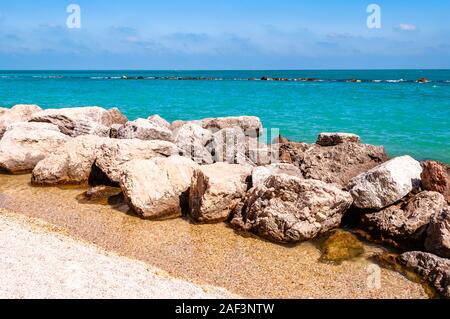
[417,78,430,83]
[316,132,361,146]
[84,185,123,201]
[360,191,447,248]
[251,163,303,187]
[173,123,213,164]
[116,118,174,142]
[319,230,365,264]
[119,156,199,219]
[425,207,450,258]
[397,251,450,298]
[347,156,422,210]
[231,174,353,243]
[189,163,251,223]
[31,136,179,185]
[30,106,114,137]
[0,122,69,173]
[421,160,450,203]
[0,104,42,139]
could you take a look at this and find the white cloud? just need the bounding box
[397,23,417,31]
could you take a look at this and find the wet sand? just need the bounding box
[0,174,429,299]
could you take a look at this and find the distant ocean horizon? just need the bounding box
[1,69,449,163]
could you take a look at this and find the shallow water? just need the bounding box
[0,70,449,163]
[0,174,429,299]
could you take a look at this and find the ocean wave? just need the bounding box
[385,79,405,83]
[32,75,64,79]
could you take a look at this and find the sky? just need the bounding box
[0,0,449,69]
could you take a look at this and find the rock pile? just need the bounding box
[1,104,449,297]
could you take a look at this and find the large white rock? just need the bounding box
[171,116,263,137]
[119,156,199,219]
[173,123,213,164]
[95,138,179,183]
[30,106,114,137]
[147,114,171,129]
[0,104,42,138]
[32,135,105,184]
[116,118,174,142]
[31,136,179,185]
[347,156,422,210]
[211,127,257,166]
[0,122,69,173]
[189,163,251,223]
[252,163,303,187]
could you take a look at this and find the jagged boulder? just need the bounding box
[360,191,447,248]
[95,138,178,183]
[108,107,128,125]
[0,104,42,139]
[347,156,422,210]
[116,118,174,142]
[30,106,114,137]
[171,116,262,137]
[421,161,450,203]
[173,123,213,164]
[32,135,107,185]
[231,175,353,243]
[211,128,252,166]
[301,143,388,187]
[278,141,310,164]
[189,163,251,223]
[31,136,179,185]
[119,156,199,219]
[0,122,69,173]
[397,251,450,298]
[109,124,123,138]
[148,114,171,129]
[316,132,361,146]
[276,141,387,186]
[251,163,303,187]
[425,207,450,258]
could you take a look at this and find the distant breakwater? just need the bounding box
[1,75,449,84]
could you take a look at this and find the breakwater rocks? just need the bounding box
[73,75,450,84]
[0,104,449,297]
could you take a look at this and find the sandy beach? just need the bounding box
[0,211,238,299]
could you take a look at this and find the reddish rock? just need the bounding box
[421,161,450,203]
[108,107,128,125]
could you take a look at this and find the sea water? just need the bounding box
[0,70,449,163]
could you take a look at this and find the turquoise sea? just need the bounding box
[0,70,449,163]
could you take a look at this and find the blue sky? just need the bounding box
[0,0,449,69]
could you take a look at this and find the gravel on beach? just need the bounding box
[0,212,237,299]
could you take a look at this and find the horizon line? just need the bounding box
[1,68,450,72]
